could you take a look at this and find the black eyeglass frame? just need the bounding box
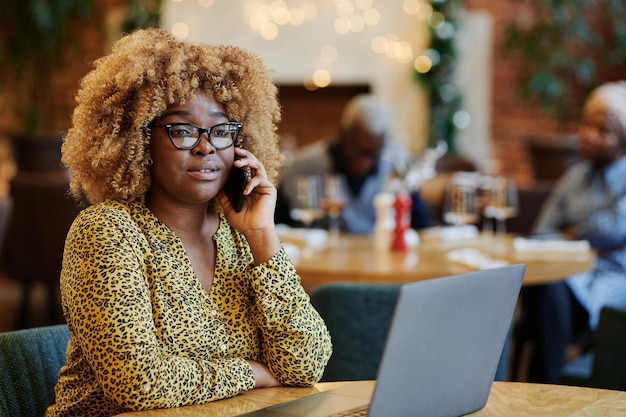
[151,121,244,150]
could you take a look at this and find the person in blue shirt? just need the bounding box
[520,81,626,383]
[275,94,432,234]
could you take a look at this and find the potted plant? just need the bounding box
[502,0,626,182]
[414,0,463,153]
[0,0,94,171]
[503,0,626,122]
[123,0,163,33]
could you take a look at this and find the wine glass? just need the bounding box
[483,176,519,236]
[477,174,498,234]
[320,174,349,245]
[290,175,325,253]
[443,177,479,227]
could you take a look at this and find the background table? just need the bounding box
[115,381,626,416]
[280,231,596,293]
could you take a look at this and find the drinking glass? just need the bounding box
[483,176,519,236]
[477,174,497,234]
[320,174,348,245]
[290,175,325,253]
[443,178,479,227]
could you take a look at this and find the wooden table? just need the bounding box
[279,230,596,293]
[115,381,626,416]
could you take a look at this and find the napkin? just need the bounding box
[283,243,301,263]
[421,225,479,241]
[276,225,329,250]
[513,237,591,253]
[447,248,509,270]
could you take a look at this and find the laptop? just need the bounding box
[239,264,525,417]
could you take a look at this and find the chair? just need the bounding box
[0,197,12,256]
[0,324,69,417]
[560,306,626,391]
[310,283,401,381]
[505,184,552,236]
[0,169,83,328]
[311,282,513,382]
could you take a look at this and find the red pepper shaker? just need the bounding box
[391,192,412,252]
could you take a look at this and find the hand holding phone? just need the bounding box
[224,156,250,212]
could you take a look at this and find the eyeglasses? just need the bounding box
[151,122,243,150]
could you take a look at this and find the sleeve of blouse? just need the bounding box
[61,207,255,411]
[246,247,333,386]
[582,193,626,250]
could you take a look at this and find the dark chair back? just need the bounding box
[505,185,552,236]
[1,170,83,327]
[561,306,626,390]
[0,324,69,417]
[2,170,81,284]
[310,283,401,381]
[589,307,626,390]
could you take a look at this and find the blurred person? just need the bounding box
[520,81,626,383]
[275,93,432,234]
[45,28,331,417]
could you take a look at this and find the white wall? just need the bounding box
[162,0,491,163]
[454,10,493,170]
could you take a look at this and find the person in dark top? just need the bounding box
[276,94,432,234]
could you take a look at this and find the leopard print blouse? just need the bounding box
[45,200,332,417]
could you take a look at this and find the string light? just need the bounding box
[428,11,445,29]
[414,55,432,73]
[370,33,417,66]
[161,0,466,157]
[171,22,189,39]
[403,0,422,15]
[167,0,438,90]
[414,0,464,149]
[248,1,318,38]
[312,69,332,88]
[333,0,380,34]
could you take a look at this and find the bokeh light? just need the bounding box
[453,110,472,129]
[414,55,432,73]
[312,69,332,88]
[171,22,190,39]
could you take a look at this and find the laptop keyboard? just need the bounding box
[330,405,369,416]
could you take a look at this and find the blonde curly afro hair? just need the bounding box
[63,28,283,204]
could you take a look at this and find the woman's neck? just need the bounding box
[146,197,217,238]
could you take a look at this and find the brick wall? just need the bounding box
[0,1,120,134]
[463,0,579,186]
[1,1,607,191]
[0,0,120,197]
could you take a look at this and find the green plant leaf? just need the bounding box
[502,0,626,123]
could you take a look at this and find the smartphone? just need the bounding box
[224,156,250,212]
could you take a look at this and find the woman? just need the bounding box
[521,80,626,383]
[46,28,332,416]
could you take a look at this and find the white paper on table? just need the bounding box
[421,225,479,241]
[276,225,329,252]
[282,243,301,263]
[513,237,591,253]
[447,248,509,270]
